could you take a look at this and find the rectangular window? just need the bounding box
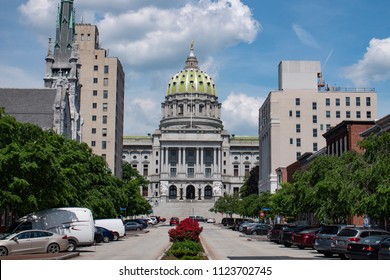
[92,103,97,109]
[296,152,301,159]
[92,115,97,121]
[143,165,148,176]
[295,98,300,106]
[312,115,317,124]
[313,128,318,137]
[245,165,250,177]
[289,110,293,117]
[81,34,84,41]
[103,78,108,86]
[326,124,331,131]
[336,111,341,118]
[93,90,97,96]
[103,103,108,111]
[356,111,361,118]
[325,98,330,106]
[346,111,351,118]
[87,34,91,41]
[102,141,107,150]
[102,115,107,124]
[92,128,96,134]
[170,168,176,177]
[346,96,350,106]
[335,98,340,106]
[102,128,107,137]
[205,167,212,178]
[233,165,239,177]
[313,142,318,152]
[356,97,361,106]
[296,138,301,147]
[93,78,98,84]
[326,111,331,118]
[367,111,371,118]
[187,167,194,178]
[104,65,109,74]
[94,65,98,71]
[296,124,301,133]
[91,141,96,147]
[320,124,324,131]
[312,102,317,110]
[290,138,293,145]
[296,111,300,118]
[366,97,371,106]
[103,90,108,99]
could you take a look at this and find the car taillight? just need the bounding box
[303,235,309,239]
[348,237,360,242]
[363,245,374,252]
[62,235,68,239]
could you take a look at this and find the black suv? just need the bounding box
[267,224,294,243]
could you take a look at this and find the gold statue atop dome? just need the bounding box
[190,41,195,52]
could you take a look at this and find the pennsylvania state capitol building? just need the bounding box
[123,45,258,212]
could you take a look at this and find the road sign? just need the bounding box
[260,211,265,218]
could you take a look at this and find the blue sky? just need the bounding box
[1,0,390,136]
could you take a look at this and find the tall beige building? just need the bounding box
[75,24,125,177]
[259,61,377,193]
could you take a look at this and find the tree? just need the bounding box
[240,166,259,197]
[210,194,241,216]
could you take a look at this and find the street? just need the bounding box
[71,222,330,260]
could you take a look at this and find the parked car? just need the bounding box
[378,237,390,260]
[239,222,257,233]
[95,218,125,241]
[292,228,320,249]
[0,230,68,256]
[279,225,314,247]
[221,217,234,227]
[94,227,104,243]
[330,227,390,259]
[124,221,143,231]
[345,235,390,260]
[189,215,205,222]
[124,219,148,229]
[206,218,216,223]
[267,224,294,243]
[169,217,180,226]
[95,226,115,243]
[234,219,254,231]
[245,224,271,235]
[314,224,352,257]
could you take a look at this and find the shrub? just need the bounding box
[165,240,203,259]
[168,218,203,242]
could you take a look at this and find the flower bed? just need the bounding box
[163,218,207,260]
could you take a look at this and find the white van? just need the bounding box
[94,218,125,240]
[4,207,95,252]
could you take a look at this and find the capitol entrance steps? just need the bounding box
[150,199,223,222]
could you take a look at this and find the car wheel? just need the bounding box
[103,236,110,243]
[67,240,77,252]
[251,231,258,235]
[323,252,333,258]
[284,242,292,248]
[47,243,60,253]
[339,253,347,260]
[0,246,8,256]
[113,233,119,241]
[298,245,305,250]
[136,227,141,231]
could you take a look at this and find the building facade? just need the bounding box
[75,24,125,177]
[259,60,378,193]
[123,46,259,203]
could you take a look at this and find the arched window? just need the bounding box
[169,185,177,199]
[204,185,213,199]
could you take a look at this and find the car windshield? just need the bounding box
[318,226,339,234]
[338,229,358,237]
[361,235,389,244]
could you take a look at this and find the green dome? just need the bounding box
[166,69,216,96]
[166,44,216,96]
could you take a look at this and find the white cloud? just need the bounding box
[343,38,390,87]
[292,24,319,48]
[221,92,263,135]
[0,65,42,88]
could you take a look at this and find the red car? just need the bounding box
[169,217,180,226]
[292,228,320,249]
